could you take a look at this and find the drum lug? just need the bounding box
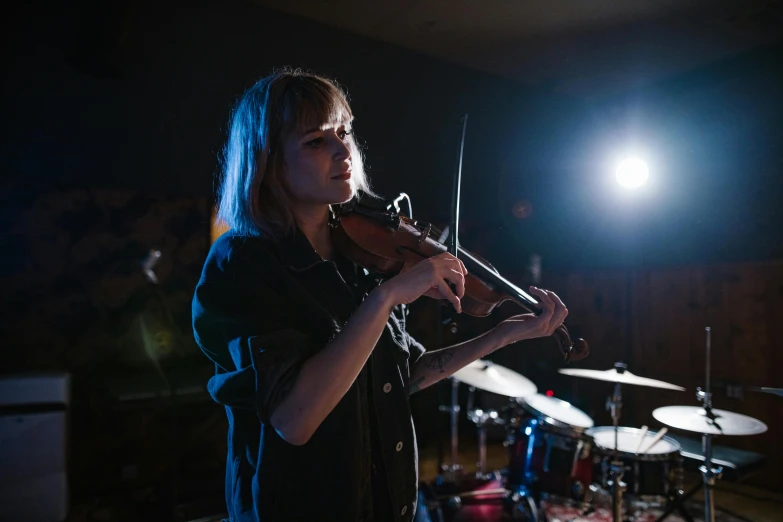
[543,434,552,473]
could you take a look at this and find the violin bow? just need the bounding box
[438,114,469,336]
[449,114,468,258]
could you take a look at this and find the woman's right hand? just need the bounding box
[376,253,468,312]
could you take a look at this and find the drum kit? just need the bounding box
[420,328,770,522]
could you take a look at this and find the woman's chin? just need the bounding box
[332,185,355,204]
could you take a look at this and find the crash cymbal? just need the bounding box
[750,387,783,397]
[653,406,768,436]
[452,360,537,398]
[558,367,685,391]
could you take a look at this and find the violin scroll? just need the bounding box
[553,325,590,363]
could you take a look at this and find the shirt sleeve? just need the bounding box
[399,303,426,365]
[193,236,318,425]
[406,331,426,367]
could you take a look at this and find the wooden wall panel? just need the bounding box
[630,263,783,488]
[537,270,630,425]
[548,261,783,491]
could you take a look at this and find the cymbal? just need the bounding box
[452,360,537,398]
[750,387,783,397]
[653,406,768,436]
[558,367,685,391]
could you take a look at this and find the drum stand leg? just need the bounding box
[438,378,463,482]
[605,460,626,522]
[605,364,627,522]
[699,433,721,522]
[656,387,723,522]
[655,484,697,522]
[477,422,487,478]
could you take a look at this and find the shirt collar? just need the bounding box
[271,225,329,272]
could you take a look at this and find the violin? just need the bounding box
[332,196,589,363]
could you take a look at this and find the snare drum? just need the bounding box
[506,394,595,501]
[586,426,683,503]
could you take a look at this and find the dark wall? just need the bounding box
[1,0,581,506]
[1,0,575,220]
[498,43,783,270]
[3,0,783,508]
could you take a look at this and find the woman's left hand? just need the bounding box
[494,286,569,345]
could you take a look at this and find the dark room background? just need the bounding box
[2,0,782,515]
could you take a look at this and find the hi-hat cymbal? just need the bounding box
[558,367,685,391]
[452,360,537,398]
[653,405,768,436]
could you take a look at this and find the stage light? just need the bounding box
[615,158,649,189]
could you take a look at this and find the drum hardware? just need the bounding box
[439,360,536,484]
[438,378,464,482]
[559,361,687,522]
[652,327,768,522]
[606,363,628,522]
[605,459,627,522]
[466,405,504,479]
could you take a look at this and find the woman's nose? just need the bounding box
[331,134,350,160]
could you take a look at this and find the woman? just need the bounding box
[192,69,568,522]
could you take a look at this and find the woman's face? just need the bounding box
[281,120,355,210]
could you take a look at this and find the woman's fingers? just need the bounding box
[435,278,462,312]
[446,268,466,299]
[530,286,555,316]
[433,253,466,299]
[529,286,570,336]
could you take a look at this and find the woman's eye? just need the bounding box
[339,130,352,141]
[305,137,324,147]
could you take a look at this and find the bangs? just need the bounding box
[276,76,353,138]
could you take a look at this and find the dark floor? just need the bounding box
[65,442,783,522]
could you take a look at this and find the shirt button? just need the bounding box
[395,441,403,452]
[400,505,407,516]
[383,383,392,393]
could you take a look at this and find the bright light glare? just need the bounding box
[615,158,649,189]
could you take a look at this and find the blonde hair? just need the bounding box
[217,69,373,238]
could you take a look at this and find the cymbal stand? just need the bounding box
[696,326,721,522]
[655,327,721,522]
[466,406,502,479]
[605,362,627,522]
[438,378,463,482]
